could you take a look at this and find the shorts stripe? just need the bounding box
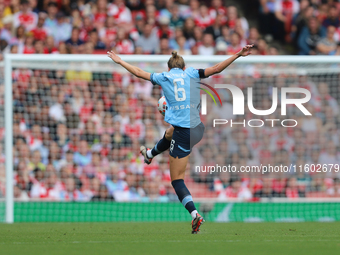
[178,145,190,152]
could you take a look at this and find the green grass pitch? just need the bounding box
[1,222,340,255]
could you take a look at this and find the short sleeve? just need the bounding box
[150,73,166,86]
[185,67,205,79]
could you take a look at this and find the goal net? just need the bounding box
[2,54,340,223]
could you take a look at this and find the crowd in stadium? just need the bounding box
[0,0,340,56]
[0,0,340,202]
[2,66,339,202]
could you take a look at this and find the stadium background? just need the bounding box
[0,0,340,223]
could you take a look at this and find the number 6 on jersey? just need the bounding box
[173,78,186,101]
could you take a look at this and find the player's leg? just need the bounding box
[169,123,205,233]
[140,126,174,164]
[170,156,204,234]
[169,155,198,216]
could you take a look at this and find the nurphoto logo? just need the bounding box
[200,84,312,128]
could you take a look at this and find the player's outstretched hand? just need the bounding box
[107,51,122,64]
[236,44,254,57]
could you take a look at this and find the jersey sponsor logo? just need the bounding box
[168,104,195,111]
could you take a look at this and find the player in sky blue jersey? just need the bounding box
[108,46,253,233]
[150,65,202,129]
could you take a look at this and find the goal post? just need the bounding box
[4,55,13,223]
[3,54,340,223]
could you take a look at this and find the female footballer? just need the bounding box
[108,46,253,233]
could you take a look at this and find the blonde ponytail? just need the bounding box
[168,51,185,69]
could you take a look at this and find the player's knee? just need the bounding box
[165,127,174,141]
[171,169,186,181]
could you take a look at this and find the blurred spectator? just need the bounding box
[298,17,326,55]
[0,15,13,43]
[198,33,214,55]
[209,0,227,20]
[218,177,252,201]
[327,178,340,197]
[45,171,63,200]
[49,91,65,122]
[227,32,243,55]
[46,35,58,52]
[92,133,112,156]
[176,35,191,55]
[82,120,100,145]
[74,140,92,167]
[195,4,213,29]
[83,152,108,178]
[112,120,132,149]
[26,124,43,151]
[291,0,314,47]
[322,4,339,28]
[14,185,29,201]
[64,101,80,130]
[182,17,195,43]
[247,27,260,45]
[30,12,48,41]
[157,16,173,39]
[159,37,171,54]
[123,110,145,140]
[316,26,337,55]
[28,150,45,171]
[108,0,132,24]
[23,32,35,53]
[227,6,248,34]
[99,16,116,48]
[65,26,84,48]
[215,40,227,55]
[274,0,299,42]
[259,0,277,37]
[13,0,38,31]
[58,150,75,171]
[45,2,58,28]
[169,4,184,28]
[10,25,25,53]
[88,28,106,50]
[60,177,86,201]
[55,123,69,148]
[30,168,46,198]
[71,88,84,114]
[114,28,134,54]
[50,11,72,46]
[254,178,276,198]
[94,0,108,29]
[204,14,223,40]
[91,184,115,201]
[135,23,159,53]
[286,177,305,198]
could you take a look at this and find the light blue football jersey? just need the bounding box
[150,67,202,128]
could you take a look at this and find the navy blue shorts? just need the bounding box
[169,122,205,159]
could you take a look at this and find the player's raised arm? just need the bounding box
[107,51,151,81]
[204,44,254,77]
